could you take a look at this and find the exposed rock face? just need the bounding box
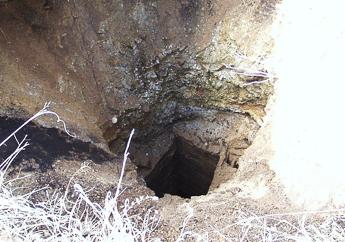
[0,0,277,196]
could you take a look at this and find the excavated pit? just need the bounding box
[0,0,275,204]
[126,108,260,199]
[145,137,219,198]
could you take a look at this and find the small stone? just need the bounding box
[111,115,118,124]
[145,70,158,79]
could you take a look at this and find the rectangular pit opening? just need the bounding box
[145,137,219,198]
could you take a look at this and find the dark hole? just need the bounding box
[145,138,219,198]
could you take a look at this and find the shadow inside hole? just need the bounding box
[0,116,114,171]
[145,138,219,198]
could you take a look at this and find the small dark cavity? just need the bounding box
[145,137,218,198]
[0,116,114,171]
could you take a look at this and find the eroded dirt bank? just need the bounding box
[0,0,276,192]
[0,0,286,240]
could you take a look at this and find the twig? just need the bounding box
[114,129,135,201]
[242,79,272,86]
[223,64,275,78]
[0,102,75,148]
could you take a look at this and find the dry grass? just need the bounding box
[222,210,345,241]
[0,104,161,241]
[0,169,161,241]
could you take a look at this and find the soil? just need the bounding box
[0,112,301,241]
[1,0,328,241]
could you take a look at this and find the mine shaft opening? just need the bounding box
[145,137,219,199]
